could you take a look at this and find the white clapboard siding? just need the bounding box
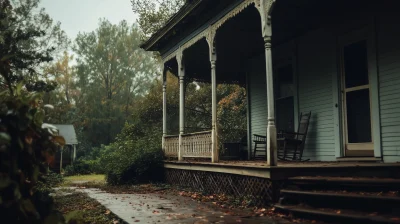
[297,29,337,161]
[247,54,268,152]
[377,14,400,162]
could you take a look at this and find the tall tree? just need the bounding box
[0,0,69,95]
[131,0,184,39]
[74,19,159,145]
[44,51,79,124]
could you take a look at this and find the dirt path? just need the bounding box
[73,188,291,224]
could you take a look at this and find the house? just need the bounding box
[51,124,78,172]
[141,0,400,165]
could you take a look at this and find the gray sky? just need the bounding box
[39,0,138,40]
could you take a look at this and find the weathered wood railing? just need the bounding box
[163,131,212,158]
[182,131,212,158]
[164,135,179,157]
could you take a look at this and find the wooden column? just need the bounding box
[177,51,185,161]
[259,0,277,166]
[207,31,219,163]
[162,65,167,152]
[73,145,76,162]
[60,147,63,174]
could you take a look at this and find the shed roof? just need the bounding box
[53,124,78,145]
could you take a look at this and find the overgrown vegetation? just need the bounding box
[0,88,66,223]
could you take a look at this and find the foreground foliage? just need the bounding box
[0,89,66,223]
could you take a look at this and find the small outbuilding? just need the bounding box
[52,124,78,172]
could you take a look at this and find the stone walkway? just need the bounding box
[73,188,291,224]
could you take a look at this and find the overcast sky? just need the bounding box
[39,0,138,40]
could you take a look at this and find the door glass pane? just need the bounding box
[346,89,372,143]
[276,97,295,132]
[276,65,294,98]
[344,40,369,88]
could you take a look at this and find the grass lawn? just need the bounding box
[63,174,106,187]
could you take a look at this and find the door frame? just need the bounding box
[337,21,381,158]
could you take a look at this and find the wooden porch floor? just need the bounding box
[164,160,400,180]
[166,159,400,168]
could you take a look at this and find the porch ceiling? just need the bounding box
[162,0,383,84]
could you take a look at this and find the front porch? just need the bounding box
[154,0,400,165]
[142,0,400,220]
[164,160,400,206]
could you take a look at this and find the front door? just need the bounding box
[275,64,295,133]
[341,39,374,157]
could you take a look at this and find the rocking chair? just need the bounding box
[277,112,311,161]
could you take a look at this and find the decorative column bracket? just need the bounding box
[176,49,185,161]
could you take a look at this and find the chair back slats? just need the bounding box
[296,112,312,141]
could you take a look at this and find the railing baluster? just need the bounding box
[164,131,212,159]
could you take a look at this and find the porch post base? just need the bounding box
[267,125,278,166]
[162,135,165,153]
[211,129,219,163]
[178,134,183,161]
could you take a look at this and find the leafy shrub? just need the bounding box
[64,159,104,176]
[36,171,64,192]
[0,88,65,223]
[104,148,164,185]
[101,123,164,185]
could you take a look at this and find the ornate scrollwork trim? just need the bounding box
[163,51,177,64]
[162,0,273,63]
[213,0,255,30]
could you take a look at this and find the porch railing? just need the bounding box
[164,135,179,157]
[163,131,212,158]
[182,131,212,158]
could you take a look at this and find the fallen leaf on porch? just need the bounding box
[105,210,111,215]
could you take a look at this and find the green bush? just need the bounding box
[64,159,104,176]
[100,123,164,185]
[36,171,64,192]
[104,148,164,185]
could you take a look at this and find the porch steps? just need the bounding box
[275,176,400,224]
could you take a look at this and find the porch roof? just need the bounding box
[140,0,243,54]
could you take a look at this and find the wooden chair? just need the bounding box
[277,112,312,161]
[253,134,267,159]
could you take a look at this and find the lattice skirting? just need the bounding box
[165,168,282,206]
